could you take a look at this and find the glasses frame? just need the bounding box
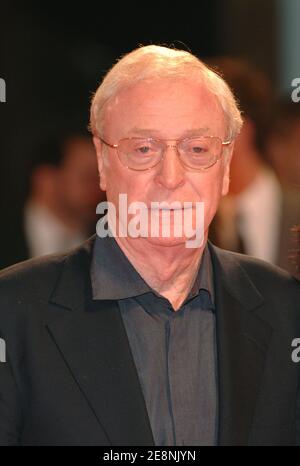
[98,135,232,172]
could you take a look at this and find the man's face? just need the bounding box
[94,78,233,247]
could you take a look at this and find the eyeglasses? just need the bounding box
[99,135,232,171]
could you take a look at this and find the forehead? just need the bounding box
[104,78,226,140]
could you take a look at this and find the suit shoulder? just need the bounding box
[211,245,300,292]
[0,236,95,302]
[0,251,68,299]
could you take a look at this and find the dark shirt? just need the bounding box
[90,233,217,446]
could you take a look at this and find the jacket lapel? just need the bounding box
[46,237,154,446]
[45,236,274,446]
[209,244,273,445]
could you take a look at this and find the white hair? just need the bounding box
[90,45,243,140]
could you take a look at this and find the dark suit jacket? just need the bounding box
[0,236,300,446]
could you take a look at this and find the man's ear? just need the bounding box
[93,136,107,191]
[221,142,234,196]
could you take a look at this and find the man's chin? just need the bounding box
[138,234,201,249]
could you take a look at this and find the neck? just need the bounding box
[114,234,207,311]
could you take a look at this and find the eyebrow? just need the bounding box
[128,127,211,138]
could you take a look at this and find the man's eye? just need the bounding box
[138,146,151,153]
[134,145,153,155]
[189,142,211,154]
[191,146,206,153]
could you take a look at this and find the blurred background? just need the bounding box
[0,0,299,275]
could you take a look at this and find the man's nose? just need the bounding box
[154,145,185,190]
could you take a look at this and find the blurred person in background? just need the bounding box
[265,98,300,188]
[24,132,102,257]
[0,131,103,268]
[291,226,300,280]
[208,58,300,275]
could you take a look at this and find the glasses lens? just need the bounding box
[179,137,221,169]
[118,138,162,170]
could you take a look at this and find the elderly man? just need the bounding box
[0,45,299,446]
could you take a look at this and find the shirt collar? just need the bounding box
[90,227,214,304]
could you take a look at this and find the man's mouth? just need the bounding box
[149,202,194,211]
